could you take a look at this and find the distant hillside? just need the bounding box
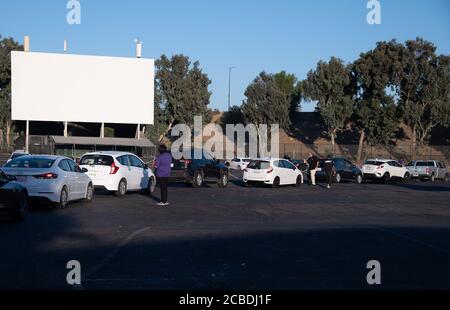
[214,111,450,146]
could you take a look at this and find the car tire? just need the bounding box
[85,183,94,202]
[356,174,363,184]
[147,176,156,194]
[272,177,280,188]
[12,192,28,222]
[57,186,69,208]
[218,172,228,188]
[192,171,203,188]
[114,179,127,197]
[382,173,390,183]
[335,173,342,183]
[295,175,302,187]
[403,172,411,182]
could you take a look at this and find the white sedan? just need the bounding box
[2,155,93,208]
[79,151,156,196]
[243,158,304,187]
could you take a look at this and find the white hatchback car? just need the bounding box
[243,158,304,187]
[79,151,156,196]
[362,159,410,182]
[2,155,93,207]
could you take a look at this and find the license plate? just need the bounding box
[16,176,27,182]
[88,173,96,177]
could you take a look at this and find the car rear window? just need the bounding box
[4,157,56,168]
[415,161,435,167]
[247,160,270,170]
[364,160,384,166]
[80,155,114,166]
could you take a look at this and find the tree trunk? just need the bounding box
[411,125,417,161]
[330,130,336,155]
[356,128,365,164]
[158,120,174,143]
[5,121,11,147]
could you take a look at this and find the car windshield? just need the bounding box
[247,160,271,170]
[80,155,114,166]
[4,157,56,168]
[364,160,384,166]
[416,161,435,167]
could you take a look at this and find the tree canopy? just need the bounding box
[302,57,353,151]
[241,72,291,130]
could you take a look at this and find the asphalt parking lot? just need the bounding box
[0,171,449,290]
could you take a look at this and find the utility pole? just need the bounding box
[228,66,236,111]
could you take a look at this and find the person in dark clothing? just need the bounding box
[306,153,319,185]
[324,157,335,189]
[153,144,172,206]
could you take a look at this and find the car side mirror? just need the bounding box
[81,168,88,173]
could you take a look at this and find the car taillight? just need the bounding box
[110,162,120,174]
[34,173,58,179]
[267,166,274,173]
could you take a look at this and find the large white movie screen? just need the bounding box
[11,51,154,124]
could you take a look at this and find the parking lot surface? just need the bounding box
[1,172,449,290]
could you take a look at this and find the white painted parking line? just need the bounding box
[84,227,152,280]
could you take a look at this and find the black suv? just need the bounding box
[170,150,229,188]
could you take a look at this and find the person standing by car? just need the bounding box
[307,153,319,186]
[324,157,335,189]
[153,144,172,206]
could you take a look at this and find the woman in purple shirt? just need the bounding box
[154,144,172,206]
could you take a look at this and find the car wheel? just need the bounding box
[192,171,203,188]
[114,179,127,197]
[218,172,228,188]
[403,172,411,182]
[147,177,156,194]
[335,173,342,183]
[295,175,302,187]
[12,192,28,222]
[58,186,69,208]
[382,173,390,183]
[272,177,280,188]
[356,174,363,184]
[85,183,93,202]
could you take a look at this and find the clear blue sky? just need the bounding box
[1,0,449,111]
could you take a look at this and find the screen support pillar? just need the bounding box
[25,120,29,153]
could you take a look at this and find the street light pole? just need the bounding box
[228,66,236,111]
